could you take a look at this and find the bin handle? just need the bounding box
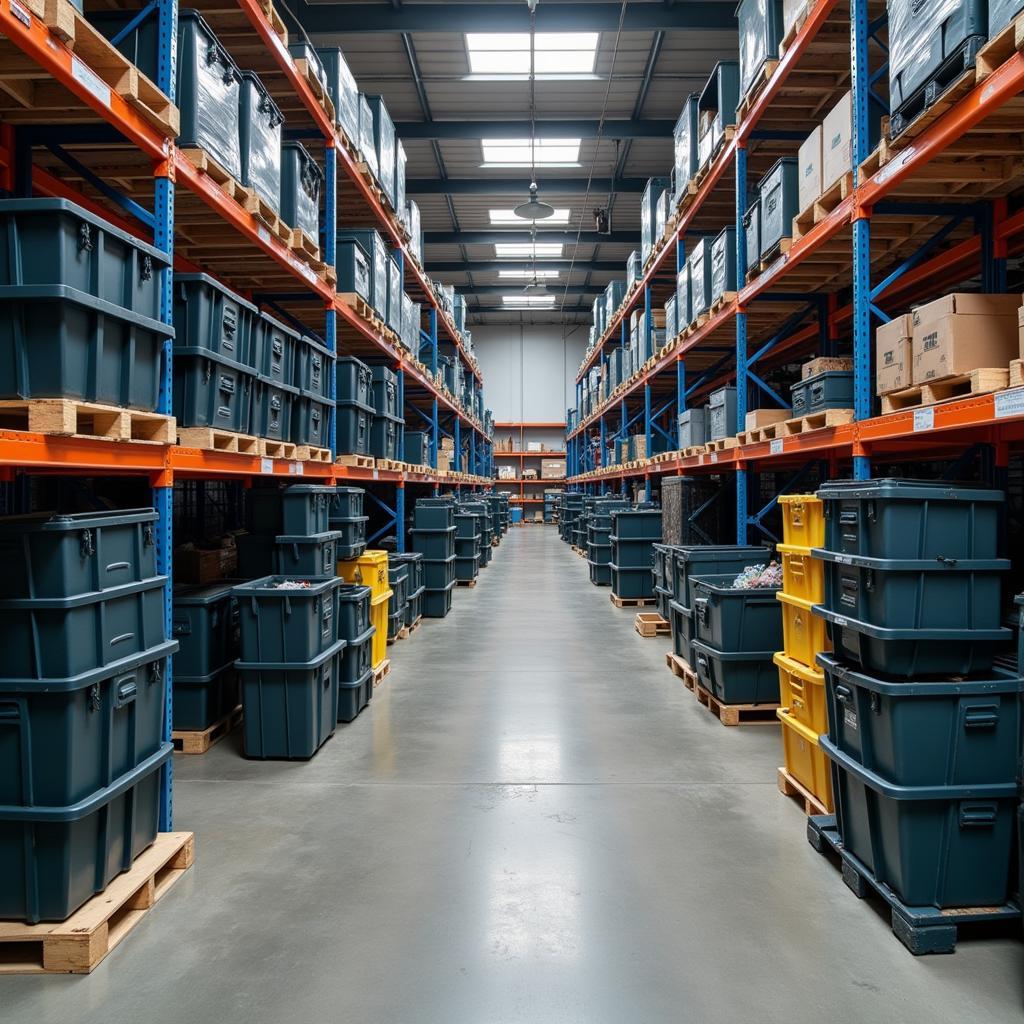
[0,700,21,721]
[172,618,192,636]
[959,803,997,829]
[833,683,853,704]
[695,649,709,673]
[114,675,138,707]
[964,704,999,731]
[935,556,958,567]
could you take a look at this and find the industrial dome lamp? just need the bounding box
[514,182,555,221]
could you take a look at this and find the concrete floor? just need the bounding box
[5,526,1023,1022]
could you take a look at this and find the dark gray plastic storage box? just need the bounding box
[174,273,257,368]
[791,369,853,415]
[672,544,772,609]
[337,668,373,723]
[280,142,323,246]
[295,336,333,400]
[366,95,397,206]
[339,627,374,686]
[688,238,712,317]
[292,396,331,449]
[253,376,299,442]
[691,638,780,704]
[318,47,360,143]
[330,486,365,522]
[711,226,737,302]
[413,529,456,562]
[422,580,456,618]
[692,573,782,652]
[173,581,238,678]
[414,502,455,530]
[254,312,299,385]
[404,430,428,465]
[737,0,784,96]
[610,564,655,599]
[249,484,335,536]
[743,198,760,277]
[369,414,400,460]
[239,72,283,211]
[173,347,254,432]
[234,574,341,664]
[370,364,399,417]
[759,157,798,259]
[337,240,371,303]
[273,532,342,576]
[338,230,388,318]
[673,95,699,202]
[173,664,238,732]
[420,554,456,590]
[336,401,372,455]
[708,386,738,440]
[697,60,740,168]
[337,355,373,407]
[678,408,707,449]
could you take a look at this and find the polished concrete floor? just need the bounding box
[6,526,1023,1022]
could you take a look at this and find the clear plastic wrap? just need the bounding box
[673,95,699,200]
[358,94,379,178]
[319,47,361,145]
[281,143,323,244]
[239,72,283,211]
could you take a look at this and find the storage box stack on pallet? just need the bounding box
[336,550,393,676]
[391,552,425,628]
[774,494,833,812]
[454,505,484,582]
[587,500,633,586]
[476,500,495,566]
[329,487,370,558]
[411,499,457,618]
[0,510,177,924]
[336,357,375,458]
[806,480,1021,943]
[609,509,663,601]
[369,365,401,461]
[387,559,409,642]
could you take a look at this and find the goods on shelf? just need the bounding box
[711,226,737,302]
[239,72,283,212]
[759,157,798,260]
[738,0,784,97]
[707,386,738,440]
[454,507,483,582]
[641,176,671,263]
[387,559,409,640]
[797,125,822,213]
[339,230,389,319]
[688,238,712,319]
[391,552,425,625]
[541,459,566,479]
[318,46,360,144]
[609,508,662,599]
[673,94,699,203]
[336,550,392,666]
[697,60,739,171]
[742,198,760,277]
[280,142,324,250]
[365,95,397,207]
[357,93,379,178]
[790,370,853,416]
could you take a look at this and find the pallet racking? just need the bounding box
[0,0,494,828]
[565,0,1024,544]
[493,421,566,505]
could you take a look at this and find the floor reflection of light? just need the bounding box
[496,737,563,781]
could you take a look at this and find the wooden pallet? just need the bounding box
[289,226,321,264]
[293,57,336,122]
[258,0,288,42]
[335,453,374,469]
[759,235,793,271]
[738,421,788,445]
[779,0,810,54]
[259,439,297,460]
[180,148,240,201]
[456,578,478,588]
[709,291,736,316]
[779,408,854,435]
[177,426,260,455]
[705,436,740,452]
[294,445,332,463]
[610,593,655,608]
[976,12,1024,81]
[372,659,391,687]
[0,399,174,443]
[665,651,698,692]
[736,59,779,121]
[0,833,194,974]
[406,616,422,635]
[28,0,179,137]
[777,765,830,816]
[172,705,242,755]
[338,292,387,335]
[239,187,291,244]
[792,172,853,239]
[635,612,670,637]
[695,683,780,727]
[1011,359,1024,388]
[880,368,1009,414]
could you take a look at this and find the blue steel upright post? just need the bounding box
[735,141,749,544]
[325,142,337,454]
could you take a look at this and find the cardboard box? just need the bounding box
[797,125,822,214]
[912,293,1022,384]
[498,465,517,480]
[875,314,913,395]
[175,542,236,584]
[523,468,538,480]
[821,91,852,193]
[527,441,543,452]
[437,452,452,472]
[541,459,566,479]
[744,408,790,430]
[802,356,853,380]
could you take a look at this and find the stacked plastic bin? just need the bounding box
[587,499,630,586]
[0,509,176,922]
[560,493,584,543]
[369,365,402,461]
[237,484,341,578]
[329,486,369,558]
[811,480,1019,912]
[774,494,833,810]
[652,543,678,620]
[172,580,240,732]
[411,499,457,618]
[336,356,374,457]
[454,505,483,582]
[475,501,494,567]
[668,545,770,666]
[336,551,393,671]
[387,558,409,641]
[609,509,663,599]
[233,574,345,757]
[391,552,425,626]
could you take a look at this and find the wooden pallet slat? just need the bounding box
[172,706,242,755]
[976,11,1024,81]
[610,593,655,608]
[778,765,830,816]
[695,683,780,727]
[177,426,260,455]
[665,652,698,693]
[879,368,1010,414]
[779,408,855,436]
[635,612,670,637]
[0,399,175,443]
[372,659,391,687]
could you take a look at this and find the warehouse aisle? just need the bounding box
[6,527,1021,1023]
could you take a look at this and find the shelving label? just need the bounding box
[72,56,110,107]
[994,387,1024,419]
[912,407,934,432]
[9,0,30,27]
[710,452,718,463]
[769,438,783,455]
[290,462,304,475]
[260,458,273,474]
[257,226,271,244]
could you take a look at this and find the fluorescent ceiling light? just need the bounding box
[494,242,563,258]
[498,269,560,279]
[482,138,581,168]
[502,294,557,306]
[490,208,570,225]
[466,33,599,77]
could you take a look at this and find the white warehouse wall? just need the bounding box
[472,324,588,425]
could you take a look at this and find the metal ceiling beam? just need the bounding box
[426,260,620,273]
[299,2,736,33]
[396,120,672,140]
[407,177,646,195]
[456,285,605,296]
[469,307,592,316]
[425,230,634,244]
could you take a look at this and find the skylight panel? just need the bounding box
[490,208,570,225]
[498,269,561,279]
[494,242,564,259]
[466,33,599,78]
[502,294,556,307]
[481,139,581,168]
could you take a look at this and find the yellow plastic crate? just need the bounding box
[777,494,824,552]
[778,544,824,603]
[773,651,827,735]
[777,591,830,668]
[337,550,393,669]
[777,708,834,812]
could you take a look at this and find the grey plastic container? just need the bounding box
[330,487,365,522]
[404,430,428,465]
[0,199,168,321]
[174,273,257,368]
[610,509,662,540]
[758,157,798,258]
[0,575,167,681]
[691,638,780,704]
[791,369,853,415]
[291,396,331,449]
[823,738,1017,909]
[366,96,397,206]
[388,256,403,334]
[405,586,424,625]
[0,286,169,411]
[339,628,374,686]
[173,347,255,432]
[254,312,299,386]
[422,580,456,618]
[332,516,368,559]
[610,536,658,570]
[295,336,333,400]
[697,60,740,167]
[239,72,283,212]
[818,653,1023,787]
[610,564,656,599]
[414,503,455,530]
[673,94,699,201]
[412,528,456,562]
[711,226,737,302]
[338,231,388,318]
[370,365,399,417]
[336,401,372,455]
[678,408,707,448]
[420,555,456,591]
[173,664,238,732]
[816,479,1004,559]
[688,239,712,317]
[253,376,299,442]
[708,386,738,440]
[336,356,372,407]
[337,240,371,303]
[738,0,784,95]
[358,94,379,178]
[335,582,371,642]
[338,668,373,723]
[670,599,696,662]
[691,573,782,652]
[0,508,157,600]
[273,531,342,576]
[369,414,400,460]
[0,641,173,808]
[237,640,344,760]
[172,581,238,678]
[743,198,760,277]
[318,47,360,144]
[280,142,323,245]
[991,0,1024,33]
[0,742,171,923]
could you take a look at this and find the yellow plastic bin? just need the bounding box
[777,590,831,668]
[777,543,824,603]
[773,650,827,734]
[777,708,833,811]
[777,493,824,553]
[337,550,393,669]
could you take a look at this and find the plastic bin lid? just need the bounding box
[811,547,1010,572]
[336,355,371,368]
[815,651,1023,696]
[175,272,258,311]
[337,583,371,601]
[235,635,347,673]
[13,284,175,335]
[0,507,158,532]
[232,574,341,597]
[690,637,778,661]
[812,603,1011,642]
[256,374,301,395]
[173,580,241,604]
[815,479,1006,503]
[275,530,343,544]
[0,573,166,610]
[259,309,301,340]
[173,345,251,371]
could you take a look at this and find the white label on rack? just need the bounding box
[769,438,783,455]
[9,0,31,28]
[875,146,915,185]
[372,469,379,480]
[710,452,719,463]
[995,387,1024,419]
[72,56,110,107]
[257,226,271,244]
[289,462,304,476]
[912,407,934,432]
[260,458,273,474]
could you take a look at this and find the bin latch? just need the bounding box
[80,528,95,559]
[78,222,93,253]
[143,523,154,548]
[87,683,101,713]
[140,254,153,282]
[114,676,138,708]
